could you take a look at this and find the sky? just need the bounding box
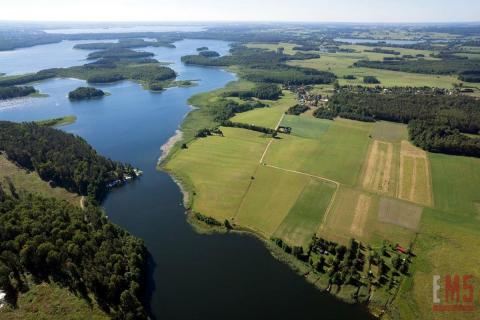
[1,0,479,23]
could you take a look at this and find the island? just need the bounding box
[68,86,106,100]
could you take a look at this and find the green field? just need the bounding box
[230,90,297,128]
[265,118,372,186]
[165,127,269,220]
[281,115,331,139]
[273,178,336,247]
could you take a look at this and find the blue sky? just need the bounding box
[1,0,479,22]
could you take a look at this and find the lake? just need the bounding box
[0,38,373,320]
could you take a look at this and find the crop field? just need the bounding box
[265,118,372,186]
[398,141,433,206]
[234,165,314,237]
[361,140,398,196]
[272,178,336,247]
[429,152,480,217]
[230,90,297,129]
[378,197,423,231]
[165,127,270,221]
[280,115,331,139]
[319,187,377,244]
[371,121,408,142]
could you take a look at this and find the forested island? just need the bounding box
[68,87,105,100]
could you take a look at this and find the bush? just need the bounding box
[363,76,380,84]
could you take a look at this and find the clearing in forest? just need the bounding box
[398,141,433,206]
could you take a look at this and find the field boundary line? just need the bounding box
[259,113,285,163]
[264,164,340,231]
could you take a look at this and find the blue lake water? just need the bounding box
[0,39,373,319]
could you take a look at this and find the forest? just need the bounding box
[329,87,480,133]
[0,191,148,319]
[181,45,335,85]
[325,87,480,157]
[0,69,57,87]
[354,58,480,81]
[74,38,175,50]
[68,86,105,100]
[87,48,155,60]
[408,120,480,157]
[0,121,136,200]
[0,86,36,100]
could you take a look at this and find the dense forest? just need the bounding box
[0,191,148,319]
[68,87,105,100]
[0,86,36,100]
[87,48,154,60]
[0,121,136,200]
[354,58,480,81]
[408,120,480,157]
[329,87,480,133]
[74,38,175,50]
[0,69,57,87]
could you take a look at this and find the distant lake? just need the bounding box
[335,38,422,45]
[0,40,116,75]
[0,38,373,320]
[44,25,206,34]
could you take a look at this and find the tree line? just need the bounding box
[222,83,283,100]
[0,86,35,100]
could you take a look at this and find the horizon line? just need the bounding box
[1,19,480,25]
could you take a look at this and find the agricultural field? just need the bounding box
[165,39,480,320]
